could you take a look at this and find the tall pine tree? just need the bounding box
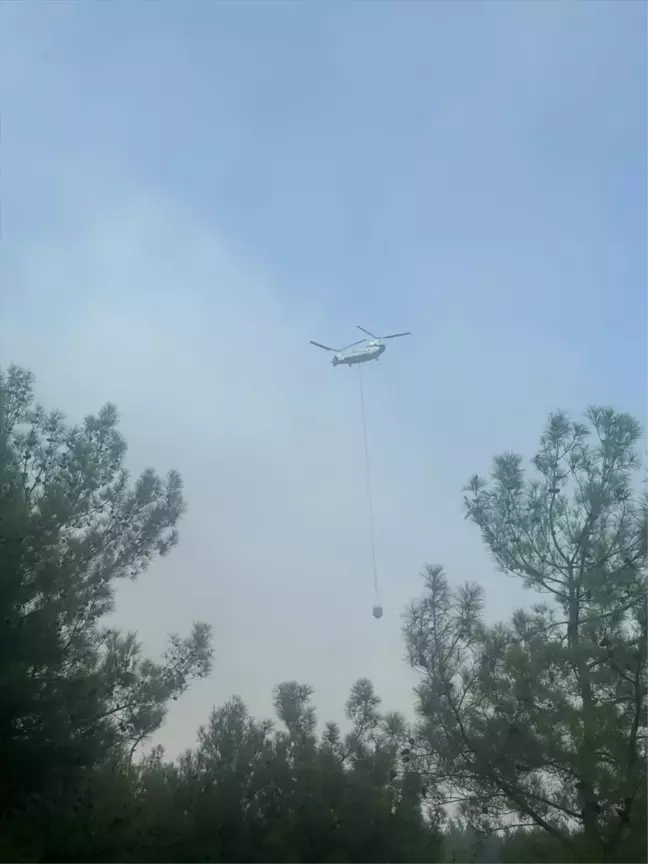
[404,408,646,863]
[0,365,213,858]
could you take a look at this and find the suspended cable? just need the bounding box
[358,366,380,605]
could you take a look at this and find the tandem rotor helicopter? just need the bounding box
[309,323,412,621]
[309,325,411,367]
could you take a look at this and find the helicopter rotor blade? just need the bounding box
[381,331,412,340]
[357,325,377,339]
[310,340,335,351]
[339,339,366,351]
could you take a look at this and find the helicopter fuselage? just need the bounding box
[332,341,386,366]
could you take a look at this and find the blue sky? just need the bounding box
[1,1,645,754]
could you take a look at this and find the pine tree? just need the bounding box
[110,681,441,863]
[0,365,213,859]
[404,408,646,863]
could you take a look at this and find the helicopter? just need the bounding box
[310,325,411,367]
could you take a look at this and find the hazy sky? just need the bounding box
[1,1,646,756]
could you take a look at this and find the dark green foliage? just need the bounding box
[0,365,213,860]
[14,682,440,864]
[403,407,647,863]
[123,680,440,864]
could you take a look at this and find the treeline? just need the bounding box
[0,364,645,862]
